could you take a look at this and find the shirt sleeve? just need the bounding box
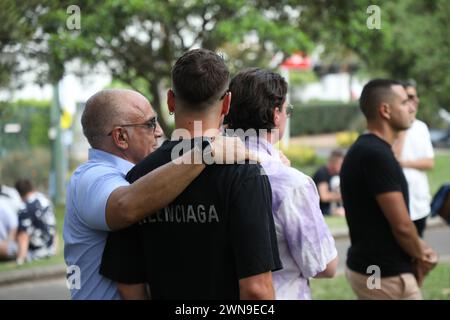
[364,149,402,196]
[230,169,282,279]
[277,177,337,278]
[99,224,147,284]
[76,165,130,231]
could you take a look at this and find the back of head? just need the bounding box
[227,68,287,131]
[329,149,344,162]
[15,179,33,198]
[401,79,417,91]
[171,49,229,112]
[359,79,401,121]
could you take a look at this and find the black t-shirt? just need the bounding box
[340,133,412,277]
[100,138,282,299]
[312,166,333,215]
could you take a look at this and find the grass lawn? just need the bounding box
[428,151,450,195]
[310,262,450,300]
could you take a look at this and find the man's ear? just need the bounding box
[112,128,129,150]
[273,106,281,128]
[167,89,175,114]
[221,92,231,116]
[379,102,391,120]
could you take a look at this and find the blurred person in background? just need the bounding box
[393,81,434,237]
[313,150,345,216]
[14,179,56,265]
[0,183,23,261]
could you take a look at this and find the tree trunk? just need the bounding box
[149,80,171,136]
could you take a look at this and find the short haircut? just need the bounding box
[226,68,287,131]
[171,49,230,111]
[15,179,33,197]
[401,79,417,89]
[359,79,401,120]
[329,149,344,161]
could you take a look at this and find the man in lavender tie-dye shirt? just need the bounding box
[226,68,338,299]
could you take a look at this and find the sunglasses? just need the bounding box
[107,116,158,136]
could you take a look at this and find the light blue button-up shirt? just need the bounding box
[63,148,133,300]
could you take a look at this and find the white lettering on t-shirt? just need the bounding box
[139,205,219,225]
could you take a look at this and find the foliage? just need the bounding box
[301,0,450,125]
[0,147,51,191]
[290,103,363,135]
[2,0,320,133]
[336,131,359,148]
[1,0,449,130]
[279,144,317,167]
[0,100,52,149]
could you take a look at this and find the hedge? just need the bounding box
[290,103,364,136]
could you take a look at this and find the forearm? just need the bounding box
[319,192,341,202]
[239,273,275,300]
[314,255,338,278]
[377,192,426,261]
[16,232,29,261]
[106,150,205,230]
[401,158,434,170]
[391,222,425,260]
[318,184,341,202]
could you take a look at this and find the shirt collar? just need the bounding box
[88,148,134,175]
[246,136,282,163]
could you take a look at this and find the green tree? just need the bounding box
[20,0,314,132]
[300,0,450,125]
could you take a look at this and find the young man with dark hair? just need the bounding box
[393,81,434,237]
[312,149,345,216]
[226,68,337,300]
[340,79,437,299]
[100,50,281,300]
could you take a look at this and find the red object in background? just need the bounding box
[281,52,311,70]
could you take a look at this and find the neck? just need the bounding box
[366,121,398,146]
[261,128,282,144]
[22,191,35,202]
[100,145,138,164]
[172,115,221,140]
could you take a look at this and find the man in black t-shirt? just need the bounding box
[340,79,437,300]
[312,150,344,216]
[100,49,281,300]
